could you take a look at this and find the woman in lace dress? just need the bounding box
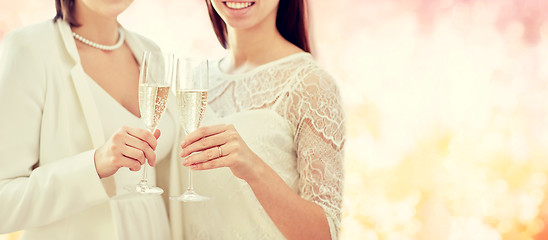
[0,0,176,239]
[178,0,345,239]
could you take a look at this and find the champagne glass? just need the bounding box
[170,58,210,202]
[131,51,174,194]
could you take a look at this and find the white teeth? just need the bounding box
[225,2,252,10]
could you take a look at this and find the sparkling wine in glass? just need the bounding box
[170,58,210,202]
[132,51,174,194]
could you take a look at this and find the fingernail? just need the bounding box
[181,141,185,147]
[183,159,188,166]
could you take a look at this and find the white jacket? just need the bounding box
[0,20,185,239]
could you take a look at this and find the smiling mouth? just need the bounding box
[223,1,255,10]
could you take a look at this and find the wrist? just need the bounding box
[245,157,269,185]
[93,147,110,179]
[93,148,104,179]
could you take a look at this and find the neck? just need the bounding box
[221,14,302,74]
[226,27,280,66]
[72,2,120,46]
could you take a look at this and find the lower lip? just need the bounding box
[223,2,255,16]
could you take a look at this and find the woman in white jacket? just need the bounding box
[0,0,181,239]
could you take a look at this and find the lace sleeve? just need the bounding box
[289,66,345,239]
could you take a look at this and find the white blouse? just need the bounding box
[87,73,175,240]
[180,52,345,239]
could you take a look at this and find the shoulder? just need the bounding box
[280,53,337,82]
[289,54,346,148]
[289,53,340,96]
[1,20,57,54]
[0,20,60,68]
[0,21,55,97]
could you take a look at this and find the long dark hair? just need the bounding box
[53,0,80,26]
[205,0,310,53]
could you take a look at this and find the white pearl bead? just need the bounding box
[72,28,125,51]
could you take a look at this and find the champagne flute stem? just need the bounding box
[184,130,195,191]
[140,128,156,184]
[187,167,194,191]
[141,162,149,183]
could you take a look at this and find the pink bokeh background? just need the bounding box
[2,0,548,239]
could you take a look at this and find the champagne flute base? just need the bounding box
[124,181,164,195]
[170,190,210,202]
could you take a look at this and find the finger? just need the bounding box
[121,145,147,165]
[118,156,143,171]
[181,131,230,158]
[183,147,218,166]
[182,124,228,148]
[124,134,156,166]
[190,156,230,170]
[147,153,157,167]
[184,143,232,166]
[124,126,158,150]
[153,129,161,139]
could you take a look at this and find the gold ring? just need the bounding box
[218,146,223,158]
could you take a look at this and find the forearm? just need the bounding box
[181,124,337,239]
[246,163,332,240]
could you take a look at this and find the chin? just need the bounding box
[102,7,130,18]
[224,19,256,30]
[99,0,133,17]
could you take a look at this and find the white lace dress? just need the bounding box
[180,52,345,240]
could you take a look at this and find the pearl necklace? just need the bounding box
[72,28,125,51]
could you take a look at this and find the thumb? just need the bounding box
[153,129,161,139]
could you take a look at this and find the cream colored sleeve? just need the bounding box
[291,68,345,240]
[0,30,109,233]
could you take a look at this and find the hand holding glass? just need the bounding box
[170,58,210,202]
[127,51,174,194]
